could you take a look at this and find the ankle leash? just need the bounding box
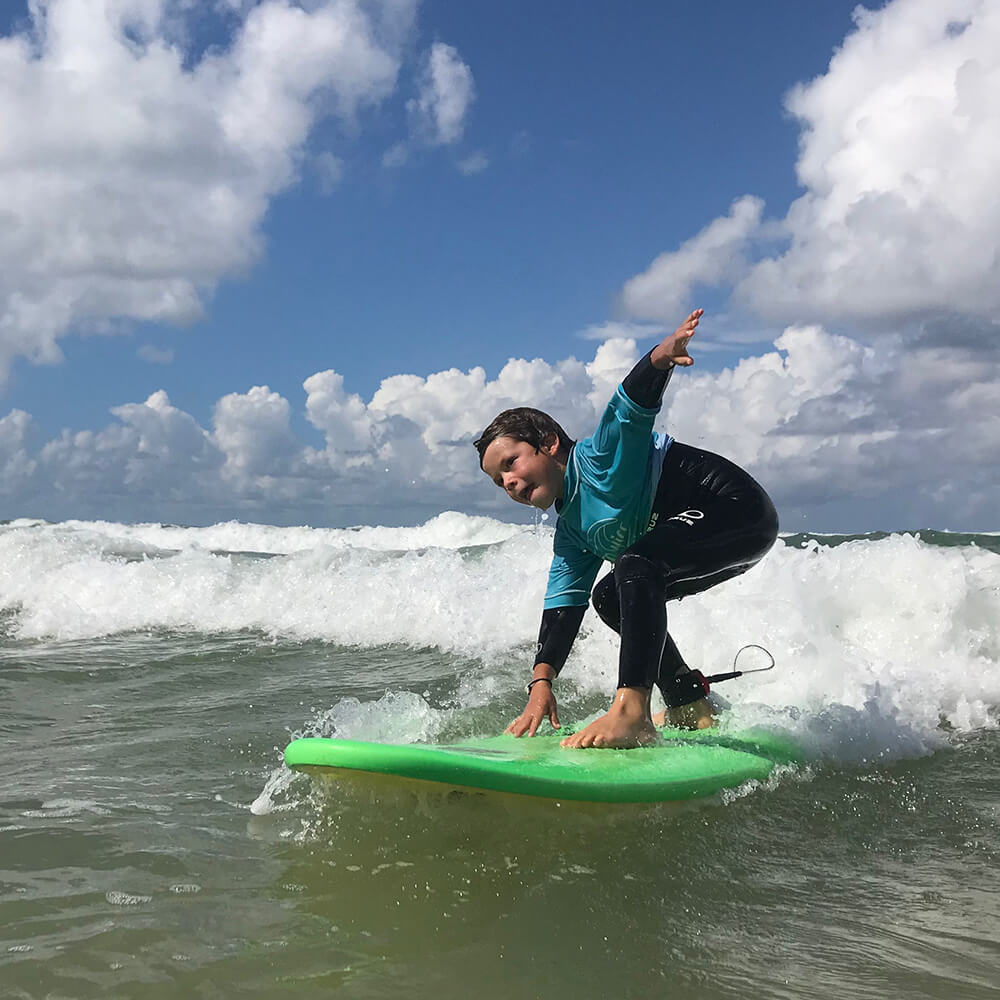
[662,644,775,708]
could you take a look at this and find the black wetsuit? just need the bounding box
[534,352,778,706]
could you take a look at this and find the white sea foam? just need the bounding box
[250,691,454,815]
[105,891,152,906]
[1,517,998,757]
[2,511,524,557]
[0,514,546,660]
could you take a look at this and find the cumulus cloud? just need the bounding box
[214,385,300,479]
[0,410,38,486]
[621,0,1000,337]
[304,369,375,456]
[35,389,221,515]
[0,0,416,381]
[1,331,997,528]
[1,0,994,531]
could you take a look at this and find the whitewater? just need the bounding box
[2,514,997,741]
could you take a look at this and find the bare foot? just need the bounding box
[560,688,659,749]
[665,697,716,730]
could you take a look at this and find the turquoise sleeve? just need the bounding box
[576,387,659,502]
[543,544,603,609]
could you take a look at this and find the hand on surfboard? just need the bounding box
[506,684,560,737]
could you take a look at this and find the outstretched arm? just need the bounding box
[621,308,702,409]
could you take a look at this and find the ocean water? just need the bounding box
[1,514,998,999]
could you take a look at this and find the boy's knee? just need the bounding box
[591,574,618,628]
[613,551,667,590]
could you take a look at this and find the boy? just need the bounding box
[475,310,778,749]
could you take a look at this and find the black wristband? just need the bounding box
[525,677,553,696]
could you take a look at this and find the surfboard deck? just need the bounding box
[284,727,802,804]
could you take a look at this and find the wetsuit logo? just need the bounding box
[668,509,704,527]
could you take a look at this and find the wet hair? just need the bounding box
[473,407,575,469]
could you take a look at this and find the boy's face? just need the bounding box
[481,435,565,510]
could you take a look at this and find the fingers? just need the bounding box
[676,309,702,336]
[669,309,701,366]
[504,711,540,737]
[506,698,558,738]
[505,712,533,737]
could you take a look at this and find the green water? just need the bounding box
[2,634,998,999]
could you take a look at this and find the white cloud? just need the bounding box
[0,409,37,487]
[620,197,764,322]
[609,0,1000,528]
[304,369,374,456]
[457,150,489,175]
[213,385,301,480]
[408,42,475,146]
[621,0,1000,337]
[2,332,997,529]
[381,140,409,168]
[111,390,220,480]
[386,41,477,169]
[313,151,345,193]
[579,317,757,355]
[0,0,416,381]
[578,320,666,342]
[138,344,174,364]
[661,325,1000,525]
[0,0,993,530]
[35,389,221,511]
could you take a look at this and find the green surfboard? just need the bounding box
[284,727,802,804]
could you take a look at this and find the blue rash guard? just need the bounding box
[543,386,673,610]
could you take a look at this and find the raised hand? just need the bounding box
[650,308,702,370]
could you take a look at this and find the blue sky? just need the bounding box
[3,0,860,431]
[0,0,998,529]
